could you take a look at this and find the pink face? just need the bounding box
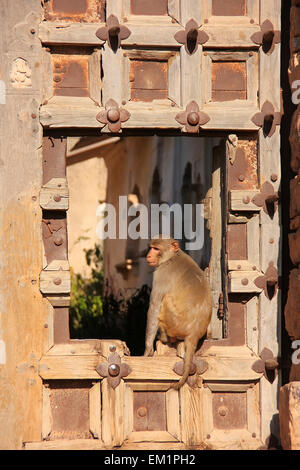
[146,244,161,267]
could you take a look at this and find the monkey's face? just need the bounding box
[146,244,161,267]
[146,239,180,267]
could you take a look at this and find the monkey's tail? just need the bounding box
[172,339,197,390]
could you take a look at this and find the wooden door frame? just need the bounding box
[0,0,282,450]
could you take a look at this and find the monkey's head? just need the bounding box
[146,236,180,268]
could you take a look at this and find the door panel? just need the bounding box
[32,0,282,450]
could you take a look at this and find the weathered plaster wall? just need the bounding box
[0,1,50,449]
[67,147,108,277]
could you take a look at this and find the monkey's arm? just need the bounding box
[144,297,161,356]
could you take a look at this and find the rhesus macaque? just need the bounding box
[144,236,212,389]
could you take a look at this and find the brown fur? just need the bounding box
[144,237,212,389]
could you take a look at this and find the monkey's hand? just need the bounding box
[143,345,154,357]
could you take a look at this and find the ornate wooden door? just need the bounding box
[26,0,281,450]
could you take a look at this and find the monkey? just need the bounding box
[144,236,212,389]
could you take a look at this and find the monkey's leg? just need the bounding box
[171,338,197,390]
[144,304,160,356]
[158,325,168,344]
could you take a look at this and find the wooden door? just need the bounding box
[26,0,281,450]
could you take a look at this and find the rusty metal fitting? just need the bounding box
[218,406,228,417]
[243,196,250,204]
[109,25,120,37]
[108,363,120,377]
[53,194,61,202]
[187,112,200,126]
[270,174,278,182]
[53,277,62,285]
[137,407,147,417]
[107,108,120,123]
[53,235,63,246]
[241,278,249,286]
[265,358,279,370]
[187,27,199,42]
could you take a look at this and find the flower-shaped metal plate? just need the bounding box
[252,181,279,217]
[251,19,281,55]
[254,261,279,300]
[174,19,209,55]
[251,101,281,137]
[95,15,131,52]
[173,357,208,387]
[252,348,279,383]
[96,350,131,389]
[175,101,210,133]
[96,99,130,133]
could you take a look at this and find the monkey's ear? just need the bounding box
[171,240,180,252]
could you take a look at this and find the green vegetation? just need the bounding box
[69,244,150,356]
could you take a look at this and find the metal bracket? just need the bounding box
[251,19,281,55]
[96,99,130,133]
[252,181,279,217]
[252,348,279,383]
[251,101,281,137]
[173,357,208,387]
[95,14,131,52]
[174,19,209,55]
[175,101,210,133]
[96,345,131,389]
[254,262,279,300]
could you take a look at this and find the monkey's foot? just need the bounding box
[143,346,154,357]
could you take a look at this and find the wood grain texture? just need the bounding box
[0,0,50,449]
[258,0,281,443]
[40,270,71,295]
[180,384,203,445]
[39,347,261,382]
[101,378,125,447]
[89,382,101,439]
[209,145,223,339]
[229,189,260,211]
[228,270,263,294]
[42,385,52,440]
[40,178,69,210]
